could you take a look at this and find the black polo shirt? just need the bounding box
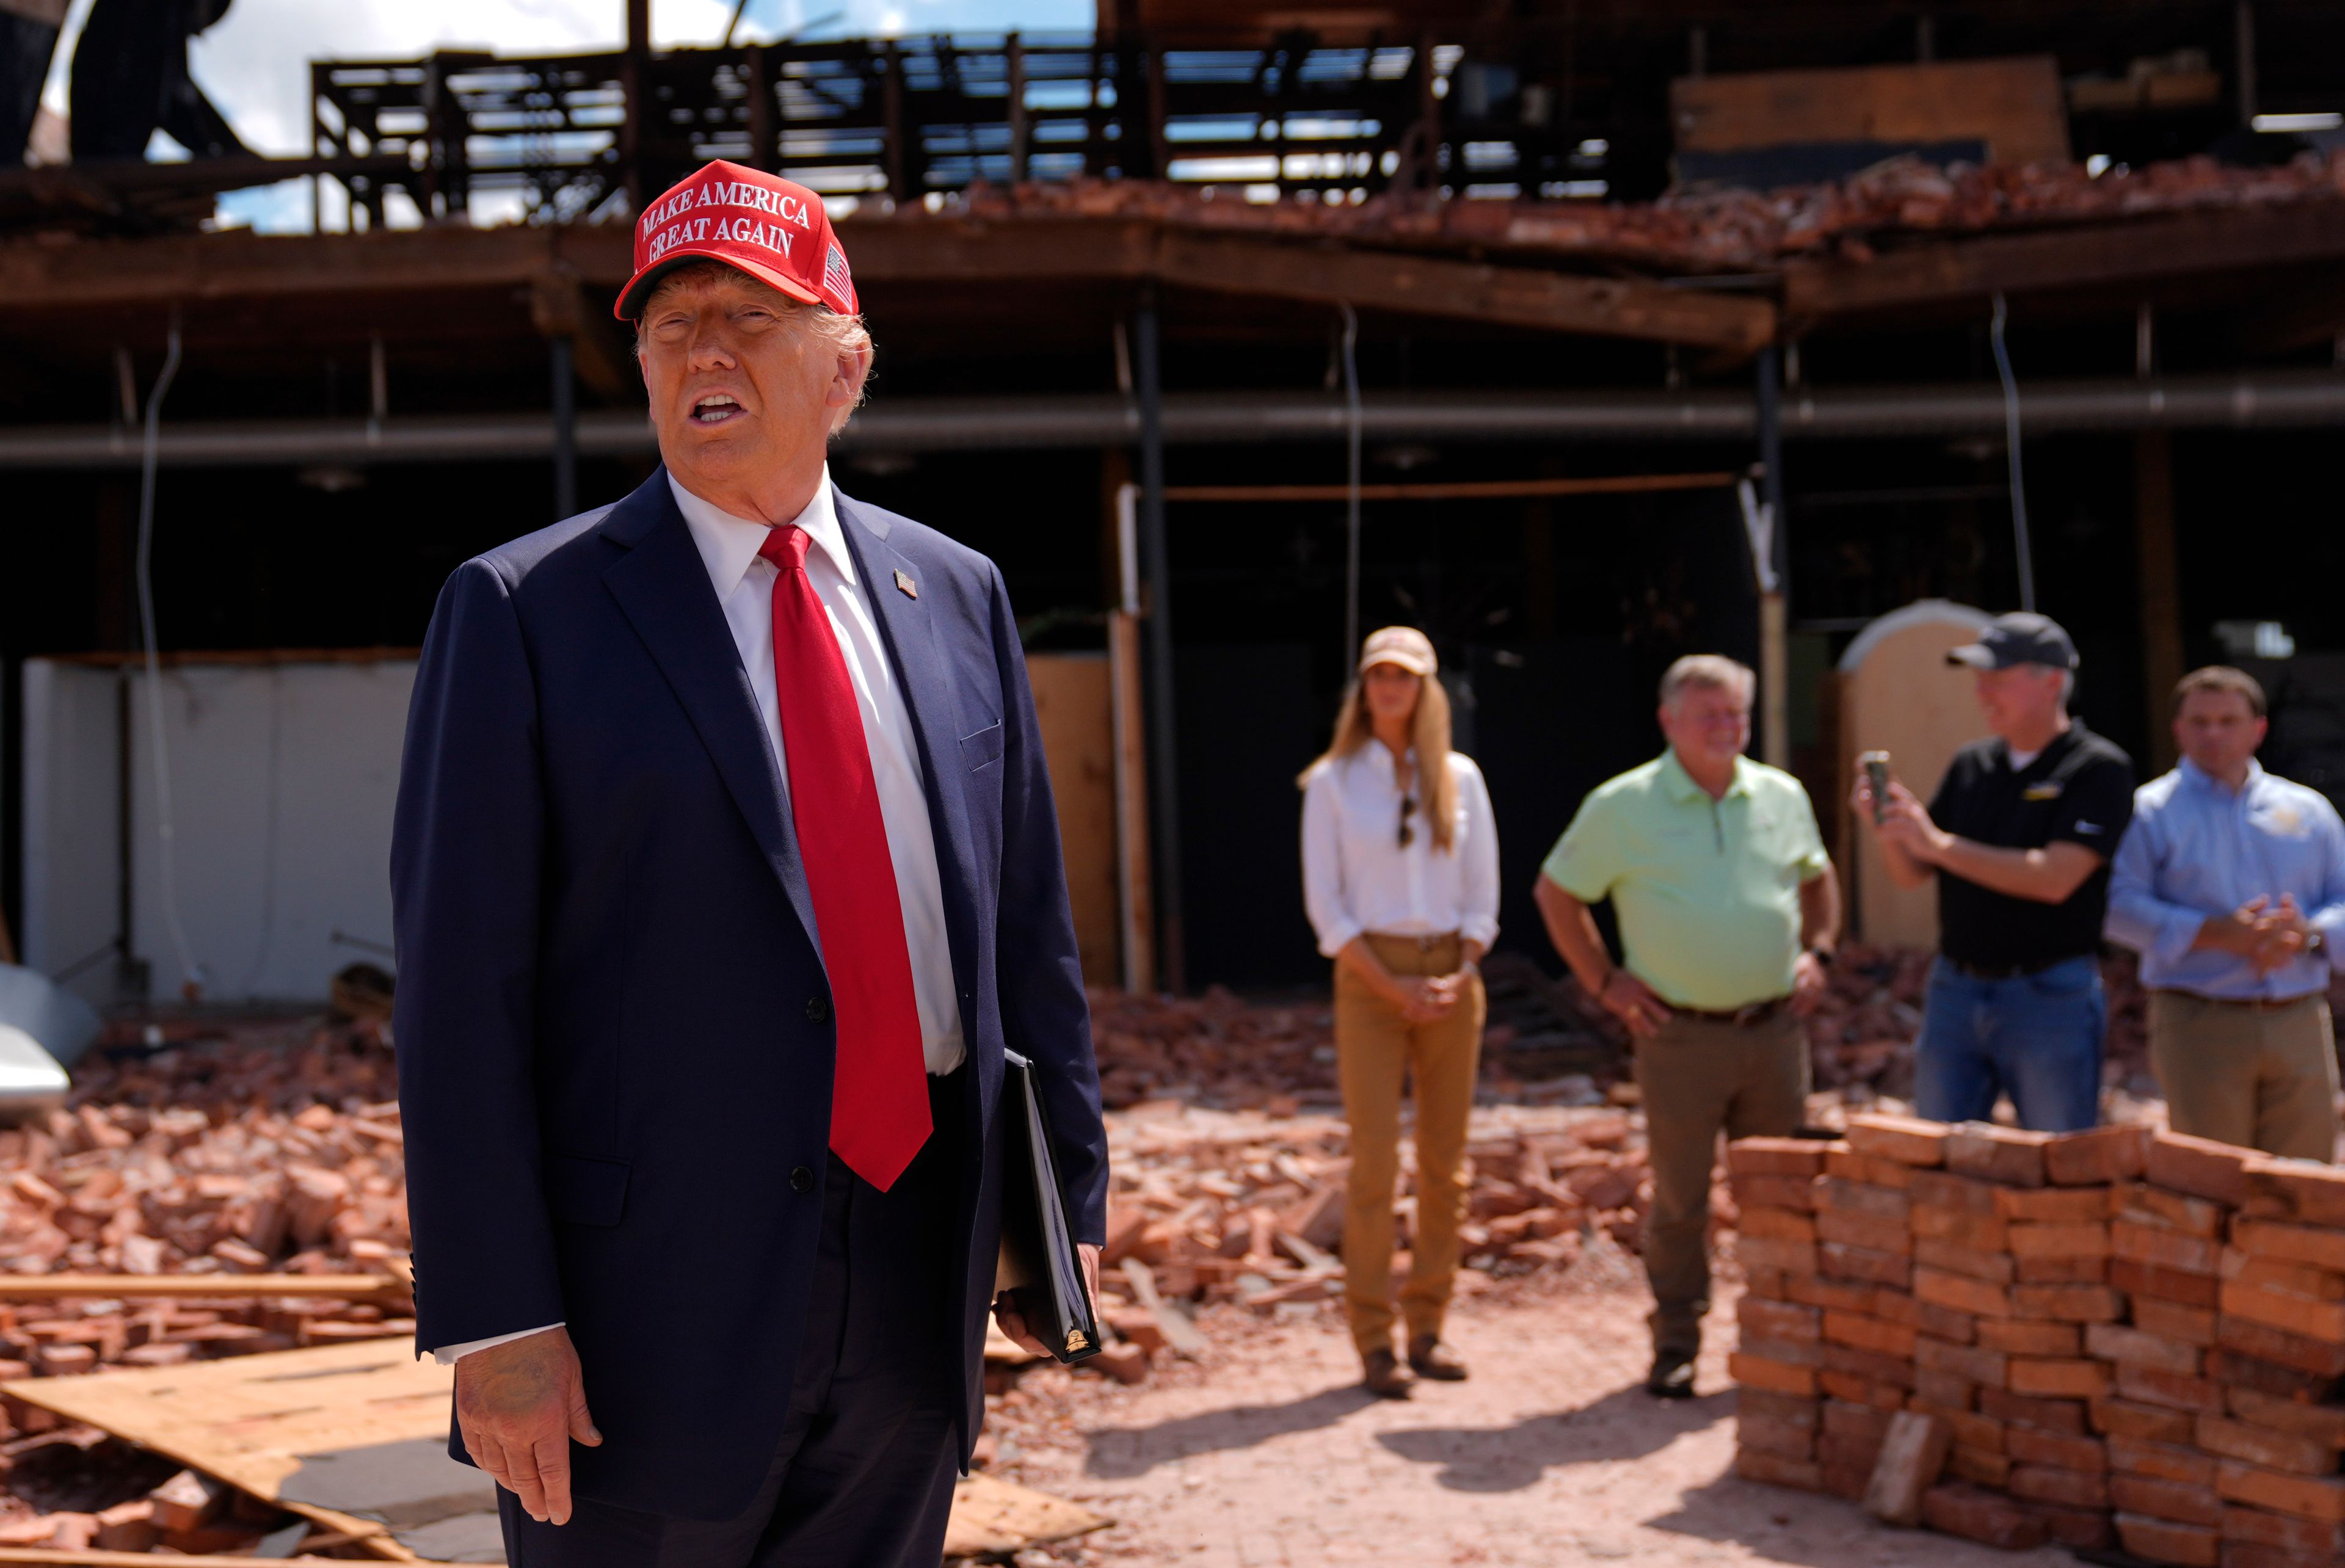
[1929,722,2136,971]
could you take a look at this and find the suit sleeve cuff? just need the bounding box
[432,1323,565,1365]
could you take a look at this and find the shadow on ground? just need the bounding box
[1639,1468,2073,1568]
[1085,1384,1380,1479]
[1373,1383,1732,1492]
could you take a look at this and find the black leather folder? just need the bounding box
[997,1050,1102,1365]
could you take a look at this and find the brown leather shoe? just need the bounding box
[1408,1335,1469,1381]
[1361,1347,1415,1399]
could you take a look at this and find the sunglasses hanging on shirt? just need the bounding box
[1398,794,1417,849]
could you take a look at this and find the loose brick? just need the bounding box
[2221,1542,2313,1568]
[1823,1310,1917,1359]
[1737,1236,1819,1276]
[2091,1396,2197,1444]
[1733,1445,1823,1490]
[1911,1298,1976,1344]
[1729,1352,1818,1397]
[1820,1241,1911,1290]
[2221,1281,2345,1345]
[1822,1341,1915,1389]
[2121,1182,2230,1238]
[2016,1253,2110,1284]
[2231,1218,2345,1274]
[1929,1406,2005,1453]
[1946,1122,2052,1188]
[1861,1409,1952,1527]
[1736,1206,1819,1244]
[1737,1297,1822,1343]
[2241,1155,2345,1228]
[1910,1169,2002,1215]
[1909,1205,2011,1252]
[2148,1131,2252,1206]
[1817,1177,1911,1220]
[1817,1429,1887,1472]
[2086,1323,2204,1374]
[2134,1296,2219,1347]
[1737,1410,1817,1459]
[1742,1334,1824,1368]
[2194,1415,2338,1477]
[1825,1148,1913,1189]
[2224,1385,2345,1448]
[2046,1123,2151,1185]
[2220,1503,2345,1556]
[2215,1312,2345,1377]
[1821,1399,1894,1442]
[2113,1360,2227,1413]
[1817,1370,1906,1410]
[1739,1388,1820,1429]
[1915,1265,2011,1318]
[1947,1445,2010,1486]
[1728,1137,1830,1178]
[2117,1217,2223,1275]
[2220,1246,2345,1299]
[2114,1512,2220,1567]
[2009,1463,2109,1508]
[1997,1183,2116,1223]
[1784,1274,1878,1314]
[2107,1434,2217,1486]
[1920,1483,2049,1549]
[2008,1221,2112,1261]
[2010,1357,2110,1398]
[2114,1255,2223,1309]
[2027,1499,2115,1551]
[2204,1349,2344,1403]
[1911,1368,1979,1410]
[1980,1385,2088,1434]
[1731,1174,1820,1213]
[2216,1461,2345,1523]
[2012,1283,2126,1323]
[1917,1335,2006,1387]
[1742,1267,1789,1301]
[1816,1208,1914,1256]
[1843,1112,1948,1167]
[1980,1319,2081,1356]
[1916,1236,2015,1286]
[2007,1425,2106,1472]
[2112,1472,2225,1527]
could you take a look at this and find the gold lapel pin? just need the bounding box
[893,568,918,600]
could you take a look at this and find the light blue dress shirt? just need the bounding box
[2105,758,2345,1000]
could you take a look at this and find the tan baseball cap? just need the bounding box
[1358,626,1437,678]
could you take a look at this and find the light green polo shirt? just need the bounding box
[1541,751,1829,1011]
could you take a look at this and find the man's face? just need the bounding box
[1658,681,1750,770]
[2175,689,2266,779]
[1971,664,2064,739]
[636,267,862,498]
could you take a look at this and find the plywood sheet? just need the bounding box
[941,1475,1110,1556]
[1672,57,2070,166]
[1029,652,1119,985]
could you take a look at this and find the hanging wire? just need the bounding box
[136,311,206,1000]
[1339,301,1362,663]
[1990,290,2037,612]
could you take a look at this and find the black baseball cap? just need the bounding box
[1946,612,2079,672]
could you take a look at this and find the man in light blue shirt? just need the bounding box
[2106,666,2345,1160]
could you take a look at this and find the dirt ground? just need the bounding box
[987,1254,2071,1568]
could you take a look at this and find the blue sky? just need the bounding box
[40,0,1092,228]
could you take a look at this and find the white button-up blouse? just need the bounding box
[1300,744,1501,960]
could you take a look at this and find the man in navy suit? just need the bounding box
[391,159,1107,1567]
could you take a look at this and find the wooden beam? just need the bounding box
[1152,231,1777,350]
[1162,472,1737,502]
[1783,200,2345,322]
[528,270,636,401]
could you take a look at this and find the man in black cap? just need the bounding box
[1853,612,2134,1131]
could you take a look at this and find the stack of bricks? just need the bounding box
[1728,1116,2345,1563]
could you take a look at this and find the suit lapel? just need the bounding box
[599,470,824,960]
[835,489,983,1010]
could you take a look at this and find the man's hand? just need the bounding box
[1598,970,1672,1037]
[1874,781,1951,864]
[453,1326,601,1526]
[994,1243,1103,1357]
[1790,951,1830,1016]
[2250,894,2314,976]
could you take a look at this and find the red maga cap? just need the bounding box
[616,160,858,321]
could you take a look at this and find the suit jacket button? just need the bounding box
[790,1166,815,1194]
[806,996,832,1025]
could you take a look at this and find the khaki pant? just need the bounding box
[1334,933,1485,1357]
[1635,1006,1808,1357]
[2149,990,2340,1163]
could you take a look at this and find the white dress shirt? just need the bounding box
[1300,745,1500,960]
[433,467,965,1365]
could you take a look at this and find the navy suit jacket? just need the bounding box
[390,468,1108,1521]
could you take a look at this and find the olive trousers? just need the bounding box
[2150,990,2339,1163]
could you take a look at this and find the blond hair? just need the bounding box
[1296,671,1460,852]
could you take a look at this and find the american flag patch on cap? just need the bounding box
[822,243,856,311]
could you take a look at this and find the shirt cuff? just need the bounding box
[1312,917,1364,960]
[1460,917,1499,952]
[432,1323,564,1365]
[2313,906,2345,959]
[2148,906,2208,968]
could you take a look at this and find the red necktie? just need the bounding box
[759,524,931,1191]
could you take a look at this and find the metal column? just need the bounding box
[1132,291,1184,992]
[1754,345,1791,769]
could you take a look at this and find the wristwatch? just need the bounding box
[1806,945,1837,967]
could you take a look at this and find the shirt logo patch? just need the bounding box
[2023,783,2063,801]
[2074,821,2103,834]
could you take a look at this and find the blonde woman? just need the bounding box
[1300,626,1500,1398]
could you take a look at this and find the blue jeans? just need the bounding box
[1913,955,2105,1132]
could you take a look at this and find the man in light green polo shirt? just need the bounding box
[1533,653,1839,1398]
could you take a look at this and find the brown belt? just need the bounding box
[1365,931,1460,953]
[1674,996,1791,1027]
[2150,989,2319,1013]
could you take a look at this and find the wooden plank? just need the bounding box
[1671,57,2068,165]
[940,1475,1110,1558]
[1162,472,1736,503]
[1153,230,1776,349]
[1783,200,2345,321]
[0,1274,399,1299]
[1027,654,1118,987]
